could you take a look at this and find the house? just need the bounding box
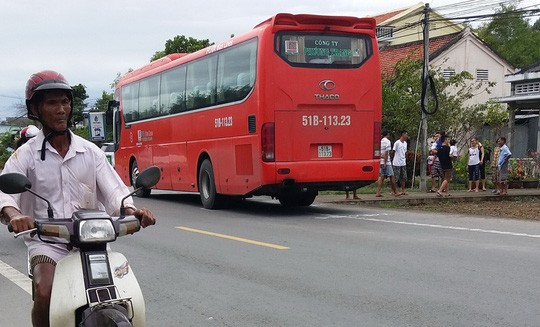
[373,2,514,102]
[374,2,463,48]
[373,2,516,145]
[498,61,540,157]
[378,27,514,106]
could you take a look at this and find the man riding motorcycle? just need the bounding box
[0,70,156,327]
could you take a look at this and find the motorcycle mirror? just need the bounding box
[0,173,32,194]
[119,166,160,219]
[135,166,161,189]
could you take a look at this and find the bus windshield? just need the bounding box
[275,33,372,67]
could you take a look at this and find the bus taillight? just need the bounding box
[373,122,381,159]
[262,122,275,162]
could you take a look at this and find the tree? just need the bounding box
[95,91,113,111]
[476,4,540,68]
[151,35,213,61]
[71,84,88,126]
[382,57,508,153]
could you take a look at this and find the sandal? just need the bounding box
[436,191,443,197]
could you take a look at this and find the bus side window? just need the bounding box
[169,92,186,114]
[237,73,249,88]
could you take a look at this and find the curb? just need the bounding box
[317,189,540,206]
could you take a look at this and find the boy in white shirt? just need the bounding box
[392,130,409,195]
[375,132,399,197]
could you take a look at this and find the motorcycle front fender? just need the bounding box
[49,250,145,327]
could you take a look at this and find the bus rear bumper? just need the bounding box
[253,160,379,197]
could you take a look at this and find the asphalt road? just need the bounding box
[1,192,539,326]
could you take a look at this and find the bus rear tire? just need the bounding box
[199,159,223,209]
[299,191,317,206]
[279,190,317,207]
[131,161,151,198]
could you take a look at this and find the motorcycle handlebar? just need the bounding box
[13,228,37,239]
[8,215,140,241]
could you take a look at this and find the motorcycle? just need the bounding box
[0,166,160,327]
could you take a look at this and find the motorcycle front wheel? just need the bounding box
[80,306,133,327]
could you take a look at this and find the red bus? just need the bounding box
[110,13,381,209]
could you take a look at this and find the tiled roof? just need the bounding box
[372,9,407,24]
[380,32,462,78]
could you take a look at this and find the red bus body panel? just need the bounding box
[113,13,381,198]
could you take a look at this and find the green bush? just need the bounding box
[0,132,16,169]
[453,155,469,185]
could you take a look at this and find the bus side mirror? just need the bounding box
[108,100,120,112]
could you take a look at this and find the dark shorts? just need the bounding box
[442,169,452,181]
[498,161,509,183]
[379,164,394,177]
[393,165,407,181]
[468,164,480,181]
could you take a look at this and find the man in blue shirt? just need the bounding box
[497,137,512,195]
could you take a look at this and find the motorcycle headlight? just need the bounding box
[78,219,116,243]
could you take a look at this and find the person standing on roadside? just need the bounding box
[497,137,512,196]
[375,131,399,197]
[449,139,458,162]
[392,130,408,195]
[477,140,487,191]
[429,132,442,192]
[467,137,482,192]
[436,135,453,196]
[490,137,501,193]
[345,188,359,200]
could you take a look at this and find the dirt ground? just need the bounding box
[393,197,540,221]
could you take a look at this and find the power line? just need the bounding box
[379,6,540,45]
[431,8,540,23]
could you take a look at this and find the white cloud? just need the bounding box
[1,0,538,118]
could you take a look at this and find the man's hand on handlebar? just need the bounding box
[127,208,156,228]
[8,214,34,233]
[2,206,34,233]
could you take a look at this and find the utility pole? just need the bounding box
[419,3,431,192]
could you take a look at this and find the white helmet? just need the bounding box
[23,125,40,138]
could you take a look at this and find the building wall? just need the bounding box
[431,34,514,105]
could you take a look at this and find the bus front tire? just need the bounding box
[199,160,223,209]
[131,161,151,198]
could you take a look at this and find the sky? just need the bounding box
[1,0,538,121]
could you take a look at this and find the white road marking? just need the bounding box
[0,259,32,295]
[316,214,540,239]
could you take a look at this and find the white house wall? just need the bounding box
[431,33,514,106]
